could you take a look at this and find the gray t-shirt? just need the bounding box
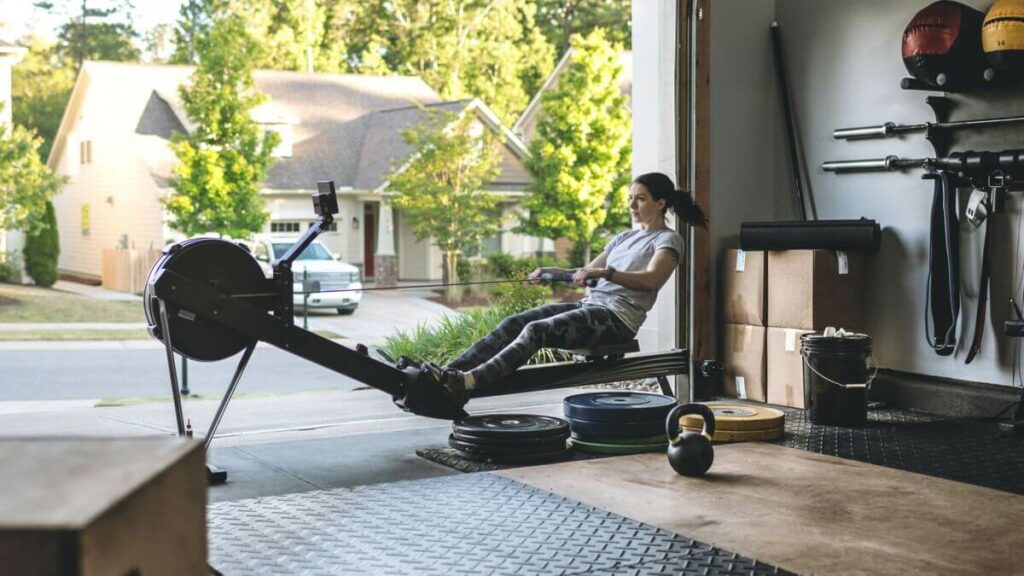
[582,228,685,333]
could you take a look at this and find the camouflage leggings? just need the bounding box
[448,302,636,389]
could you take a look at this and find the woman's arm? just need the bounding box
[574,248,680,292]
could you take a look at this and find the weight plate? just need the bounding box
[566,416,665,438]
[568,437,668,455]
[681,425,784,443]
[569,432,668,446]
[448,435,568,456]
[144,238,268,362]
[452,430,569,448]
[449,435,571,464]
[564,392,677,423]
[453,414,570,440]
[680,403,786,432]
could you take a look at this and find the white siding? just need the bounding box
[397,210,441,280]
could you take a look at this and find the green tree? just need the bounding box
[164,15,279,238]
[534,0,631,56]
[0,106,66,234]
[347,0,554,124]
[23,201,60,287]
[385,107,502,287]
[12,36,76,159]
[518,29,631,263]
[35,1,140,69]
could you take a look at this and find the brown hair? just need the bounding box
[633,172,707,228]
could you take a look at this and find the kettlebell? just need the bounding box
[665,403,716,476]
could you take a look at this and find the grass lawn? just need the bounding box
[0,283,145,323]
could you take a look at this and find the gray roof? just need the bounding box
[353,100,473,190]
[127,64,446,190]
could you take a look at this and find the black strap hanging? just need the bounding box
[925,171,960,356]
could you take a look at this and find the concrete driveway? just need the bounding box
[302,289,455,346]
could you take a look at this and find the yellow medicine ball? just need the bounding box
[983,0,1024,74]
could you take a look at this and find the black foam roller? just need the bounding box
[739,219,881,253]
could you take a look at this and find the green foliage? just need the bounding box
[12,36,76,160]
[484,252,565,280]
[164,15,279,238]
[533,0,632,55]
[36,0,141,69]
[23,202,60,287]
[346,0,555,124]
[518,29,631,263]
[385,108,501,284]
[0,252,23,284]
[0,108,66,234]
[170,0,219,64]
[379,263,568,367]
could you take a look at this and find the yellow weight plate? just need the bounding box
[681,425,784,443]
[680,403,785,432]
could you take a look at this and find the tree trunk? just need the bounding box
[444,250,459,300]
[582,241,592,266]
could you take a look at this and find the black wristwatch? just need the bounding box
[605,266,616,282]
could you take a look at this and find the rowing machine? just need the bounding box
[144,181,689,481]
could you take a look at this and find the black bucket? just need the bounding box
[800,333,875,426]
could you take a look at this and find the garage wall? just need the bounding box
[700,0,1021,387]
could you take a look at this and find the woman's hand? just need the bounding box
[527,268,545,284]
[573,267,606,286]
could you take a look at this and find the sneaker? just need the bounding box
[421,362,470,407]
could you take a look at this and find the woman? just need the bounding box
[422,172,707,406]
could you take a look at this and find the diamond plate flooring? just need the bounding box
[778,407,1024,495]
[209,472,793,575]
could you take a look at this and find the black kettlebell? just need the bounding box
[665,403,716,476]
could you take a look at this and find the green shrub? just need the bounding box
[485,252,568,279]
[456,256,471,282]
[23,201,60,287]
[380,262,571,367]
[0,251,22,283]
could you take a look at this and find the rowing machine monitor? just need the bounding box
[314,180,339,217]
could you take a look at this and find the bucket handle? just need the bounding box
[801,351,878,389]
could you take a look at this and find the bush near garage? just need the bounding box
[380,263,572,366]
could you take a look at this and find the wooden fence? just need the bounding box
[102,249,163,294]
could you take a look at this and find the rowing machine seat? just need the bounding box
[572,340,640,361]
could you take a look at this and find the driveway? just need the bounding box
[303,289,455,346]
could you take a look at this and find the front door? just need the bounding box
[363,206,376,278]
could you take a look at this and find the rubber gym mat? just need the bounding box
[208,472,793,575]
[417,446,607,473]
[774,407,1024,495]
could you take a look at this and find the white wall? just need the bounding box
[633,0,681,354]
[699,0,1020,388]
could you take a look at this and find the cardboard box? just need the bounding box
[721,323,766,402]
[721,249,766,325]
[767,327,814,408]
[768,250,865,330]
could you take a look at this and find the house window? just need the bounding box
[80,140,92,165]
[308,221,338,232]
[271,221,301,233]
[81,204,90,236]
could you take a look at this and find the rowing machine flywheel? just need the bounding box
[144,238,271,362]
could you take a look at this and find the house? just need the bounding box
[47,61,547,284]
[0,39,27,276]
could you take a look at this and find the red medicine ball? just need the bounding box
[902,0,987,88]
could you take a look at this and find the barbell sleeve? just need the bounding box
[822,156,899,172]
[832,123,895,140]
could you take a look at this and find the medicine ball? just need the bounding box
[983,0,1024,76]
[902,1,987,88]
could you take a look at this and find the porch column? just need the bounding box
[374,200,398,287]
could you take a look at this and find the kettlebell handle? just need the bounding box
[665,403,716,443]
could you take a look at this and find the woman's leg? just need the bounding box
[446,303,582,371]
[467,305,634,389]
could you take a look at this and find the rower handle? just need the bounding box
[540,272,599,287]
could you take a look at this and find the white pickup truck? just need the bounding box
[250,236,363,315]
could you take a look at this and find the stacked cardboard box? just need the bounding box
[765,250,865,408]
[720,250,766,402]
[720,249,866,407]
